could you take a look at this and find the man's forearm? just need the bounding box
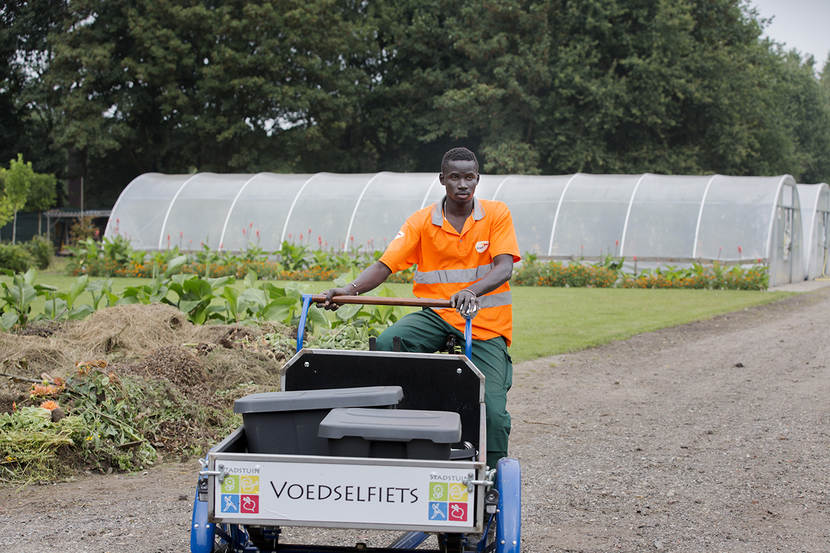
[346,261,392,295]
[462,254,513,296]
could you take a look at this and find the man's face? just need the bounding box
[440,159,479,204]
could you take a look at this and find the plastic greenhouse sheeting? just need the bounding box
[797,183,830,280]
[105,172,806,286]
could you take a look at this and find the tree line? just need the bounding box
[2,0,830,209]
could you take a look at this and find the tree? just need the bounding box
[0,154,34,243]
[1,1,69,178]
[24,170,58,236]
[4,0,829,201]
[0,154,56,242]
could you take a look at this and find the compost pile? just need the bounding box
[0,304,295,482]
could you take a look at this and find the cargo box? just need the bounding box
[319,407,462,460]
[234,386,403,455]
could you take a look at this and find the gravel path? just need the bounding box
[1,288,828,552]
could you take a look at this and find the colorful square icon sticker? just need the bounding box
[429,482,448,502]
[240,494,259,514]
[221,475,239,494]
[428,501,448,520]
[240,475,259,494]
[448,502,468,521]
[220,494,240,513]
[448,482,468,502]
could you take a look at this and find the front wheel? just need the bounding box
[494,458,521,553]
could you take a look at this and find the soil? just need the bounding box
[1,288,829,552]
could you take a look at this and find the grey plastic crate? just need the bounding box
[319,407,462,460]
[234,386,403,455]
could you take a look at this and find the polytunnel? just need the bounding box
[105,172,804,286]
[797,183,830,280]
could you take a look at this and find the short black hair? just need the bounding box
[441,147,479,173]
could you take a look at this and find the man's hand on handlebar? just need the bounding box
[320,287,350,310]
[450,288,479,319]
[319,262,393,311]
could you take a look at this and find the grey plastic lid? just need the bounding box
[233,386,403,414]
[318,408,462,444]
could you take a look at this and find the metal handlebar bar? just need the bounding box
[296,294,473,359]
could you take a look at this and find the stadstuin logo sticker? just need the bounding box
[475,240,489,253]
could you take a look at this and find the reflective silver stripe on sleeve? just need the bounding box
[414,263,493,284]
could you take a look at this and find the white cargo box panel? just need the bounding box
[208,453,483,532]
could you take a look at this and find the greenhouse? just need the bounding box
[797,183,830,280]
[105,172,806,286]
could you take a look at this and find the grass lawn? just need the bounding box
[3,265,791,363]
[509,287,790,362]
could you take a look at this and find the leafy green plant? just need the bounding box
[42,275,94,321]
[276,240,310,271]
[594,254,625,272]
[101,234,135,264]
[164,273,234,324]
[221,271,326,329]
[87,279,118,310]
[118,255,187,305]
[0,268,56,329]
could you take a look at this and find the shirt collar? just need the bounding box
[431,197,485,226]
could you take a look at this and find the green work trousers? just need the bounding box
[375,308,513,464]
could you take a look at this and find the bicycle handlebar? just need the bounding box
[296,294,473,359]
[308,294,451,308]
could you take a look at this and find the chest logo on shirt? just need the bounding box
[394,231,404,240]
[475,240,489,253]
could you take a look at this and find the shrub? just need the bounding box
[0,243,35,273]
[23,235,54,270]
[512,256,618,288]
[69,216,99,243]
[513,256,769,290]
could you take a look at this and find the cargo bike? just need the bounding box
[190,295,521,553]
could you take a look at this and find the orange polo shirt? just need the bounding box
[379,198,521,345]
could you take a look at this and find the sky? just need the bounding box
[749,0,830,68]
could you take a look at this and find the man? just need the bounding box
[322,147,520,463]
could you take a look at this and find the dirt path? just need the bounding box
[2,288,829,552]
